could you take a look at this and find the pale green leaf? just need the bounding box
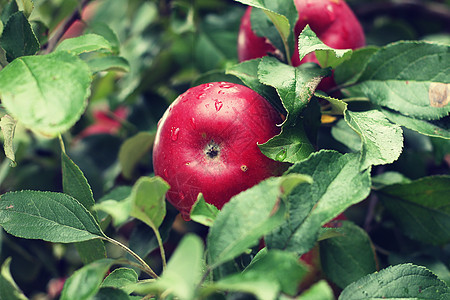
[119,132,155,180]
[190,193,219,227]
[55,34,113,55]
[298,25,353,68]
[130,176,169,230]
[345,110,404,170]
[0,51,91,137]
[0,114,17,166]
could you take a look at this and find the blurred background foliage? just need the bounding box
[0,0,449,298]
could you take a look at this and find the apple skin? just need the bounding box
[152,82,288,220]
[237,0,365,91]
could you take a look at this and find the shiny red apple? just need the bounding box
[152,82,288,220]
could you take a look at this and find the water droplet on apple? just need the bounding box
[214,99,223,111]
[276,149,287,161]
[171,127,180,141]
[163,168,169,178]
[219,82,233,89]
[179,192,185,200]
[197,93,206,100]
[190,117,196,129]
[326,4,336,21]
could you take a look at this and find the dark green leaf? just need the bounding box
[0,190,105,243]
[61,258,114,300]
[0,11,39,62]
[265,150,371,256]
[331,119,361,152]
[0,51,91,137]
[378,175,450,245]
[190,193,219,227]
[62,150,107,264]
[0,257,27,300]
[94,186,132,227]
[92,288,131,300]
[298,25,353,68]
[118,132,155,180]
[339,264,450,300]
[0,1,18,24]
[320,221,377,289]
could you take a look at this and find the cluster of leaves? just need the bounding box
[0,0,449,299]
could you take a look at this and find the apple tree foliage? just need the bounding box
[0,0,449,299]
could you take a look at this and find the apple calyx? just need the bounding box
[205,140,221,159]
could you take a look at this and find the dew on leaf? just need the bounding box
[275,149,287,161]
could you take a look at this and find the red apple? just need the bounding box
[77,106,128,139]
[152,82,288,220]
[237,0,365,92]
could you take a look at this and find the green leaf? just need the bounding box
[355,41,450,120]
[207,175,308,267]
[134,234,204,299]
[265,150,371,256]
[381,108,450,139]
[190,193,219,227]
[345,110,404,170]
[0,51,91,137]
[55,34,113,55]
[331,119,361,152]
[102,268,138,294]
[16,0,34,18]
[371,171,411,190]
[0,114,17,166]
[61,150,107,264]
[0,1,18,24]
[298,280,334,300]
[320,221,377,289]
[118,132,155,180]
[61,258,114,300]
[130,176,169,230]
[61,151,96,212]
[226,59,284,114]
[259,123,314,163]
[0,190,105,243]
[258,57,329,127]
[87,56,130,73]
[0,258,27,300]
[94,187,133,227]
[378,175,450,245]
[298,25,353,68]
[204,250,307,300]
[257,57,328,163]
[92,287,131,300]
[339,263,450,300]
[334,46,379,86]
[0,11,39,62]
